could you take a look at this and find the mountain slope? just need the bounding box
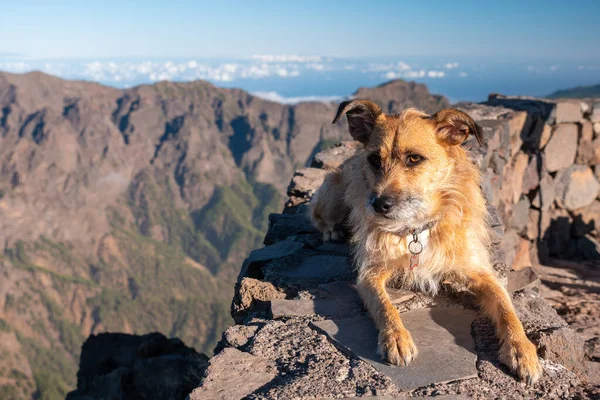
[0,71,448,399]
[547,82,600,99]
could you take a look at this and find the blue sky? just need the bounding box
[2,0,599,60]
[1,1,599,102]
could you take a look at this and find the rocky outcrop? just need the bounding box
[190,100,600,399]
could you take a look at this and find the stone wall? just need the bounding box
[187,98,600,399]
[477,95,600,270]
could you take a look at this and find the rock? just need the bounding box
[216,325,260,351]
[592,137,600,164]
[271,299,361,318]
[592,102,600,123]
[594,122,600,138]
[575,139,595,165]
[512,291,568,334]
[512,238,532,271]
[544,124,578,172]
[387,288,417,304]
[311,141,361,170]
[277,254,352,281]
[318,281,361,302]
[526,208,540,240]
[287,168,328,198]
[581,120,594,142]
[532,171,556,211]
[510,198,530,233]
[539,124,552,148]
[66,332,208,400]
[572,200,600,237]
[555,165,600,211]
[507,267,540,292]
[310,308,478,391]
[189,348,277,400]
[231,278,286,323]
[238,240,305,280]
[511,153,529,203]
[264,213,319,245]
[522,155,540,194]
[507,111,528,156]
[531,327,586,376]
[554,101,582,123]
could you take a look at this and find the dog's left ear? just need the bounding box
[431,109,483,146]
[332,99,382,143]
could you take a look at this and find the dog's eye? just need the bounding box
[367,153,382,170]
[407,154,424,166]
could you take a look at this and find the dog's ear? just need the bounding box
[431,109,483,146]
[332,99,382,143]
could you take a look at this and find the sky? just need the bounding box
[1,1,600,102]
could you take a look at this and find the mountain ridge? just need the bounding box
[0,70,449,399]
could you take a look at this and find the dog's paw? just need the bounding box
[499,337,542,385]
[377,328,418,366]
[323,229,342,242]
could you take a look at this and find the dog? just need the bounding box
[310,99,541,384]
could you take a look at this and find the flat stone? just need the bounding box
[310,308,478,391]
[507,267,540,292]
[522,155,540,194]
[287,168,328,198]
[544,124,578,172]
[238,240,304,280]
[279,255,352,280]
[555,101,582,123]
[271,299,361,318]
[555,165,600,211]
[189,348,277,400]
[311,141,361,170]
[386,288,417,304]
[318,281,361,302]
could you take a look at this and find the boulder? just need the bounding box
[531,327,586,376]
[544,124,578,172]
[554,101,582,123]
[189,348,277,400]
[287,168,328,198]
[532,171,556,211]
[555,165,600,211]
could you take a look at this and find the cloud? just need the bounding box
[251,54,322,63]
[444,62,459,69]
[427,70,445,78]
[252,91,341,104]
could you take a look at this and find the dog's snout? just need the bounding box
[371,195,395,214]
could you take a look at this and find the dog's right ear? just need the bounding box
[332,99,382,143]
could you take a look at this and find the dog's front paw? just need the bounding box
[499,337,542,385]
[322,228,342,242]
[377,328,418,366]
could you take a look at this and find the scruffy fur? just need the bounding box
[311,100,541,384]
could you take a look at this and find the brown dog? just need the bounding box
[310,100,541,384]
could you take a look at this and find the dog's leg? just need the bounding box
[310,169,348,242]
[467,270,542,384]
[357,266,417,366]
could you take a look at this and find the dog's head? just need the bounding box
[333,99,482,232]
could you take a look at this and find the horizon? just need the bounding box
[2,1,600,101]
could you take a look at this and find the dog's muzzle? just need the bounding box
[370,195,395,215]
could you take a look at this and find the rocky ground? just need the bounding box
[69,96,600,399]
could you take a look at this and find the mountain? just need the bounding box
[547,82,600,99]
[0,71,448,399]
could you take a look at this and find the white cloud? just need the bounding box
[444,62,459,69]
[459,72,468,77]
[427,70,445,78]
[252,91,341,104]
[251,54,322,63]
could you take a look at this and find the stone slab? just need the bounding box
[271,299,362,318]
[189,347,277,400]
[507,267,540,293]
[318,281,361,303]
[310,308,478,391]
[238,240,304,280]
[279,255,352,280]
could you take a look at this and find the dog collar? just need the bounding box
[400,220,437,270]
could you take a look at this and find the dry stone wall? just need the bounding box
[189,99,600,399]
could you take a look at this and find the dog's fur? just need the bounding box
[310,100,541,384]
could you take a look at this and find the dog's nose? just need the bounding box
[371,195,394,214]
